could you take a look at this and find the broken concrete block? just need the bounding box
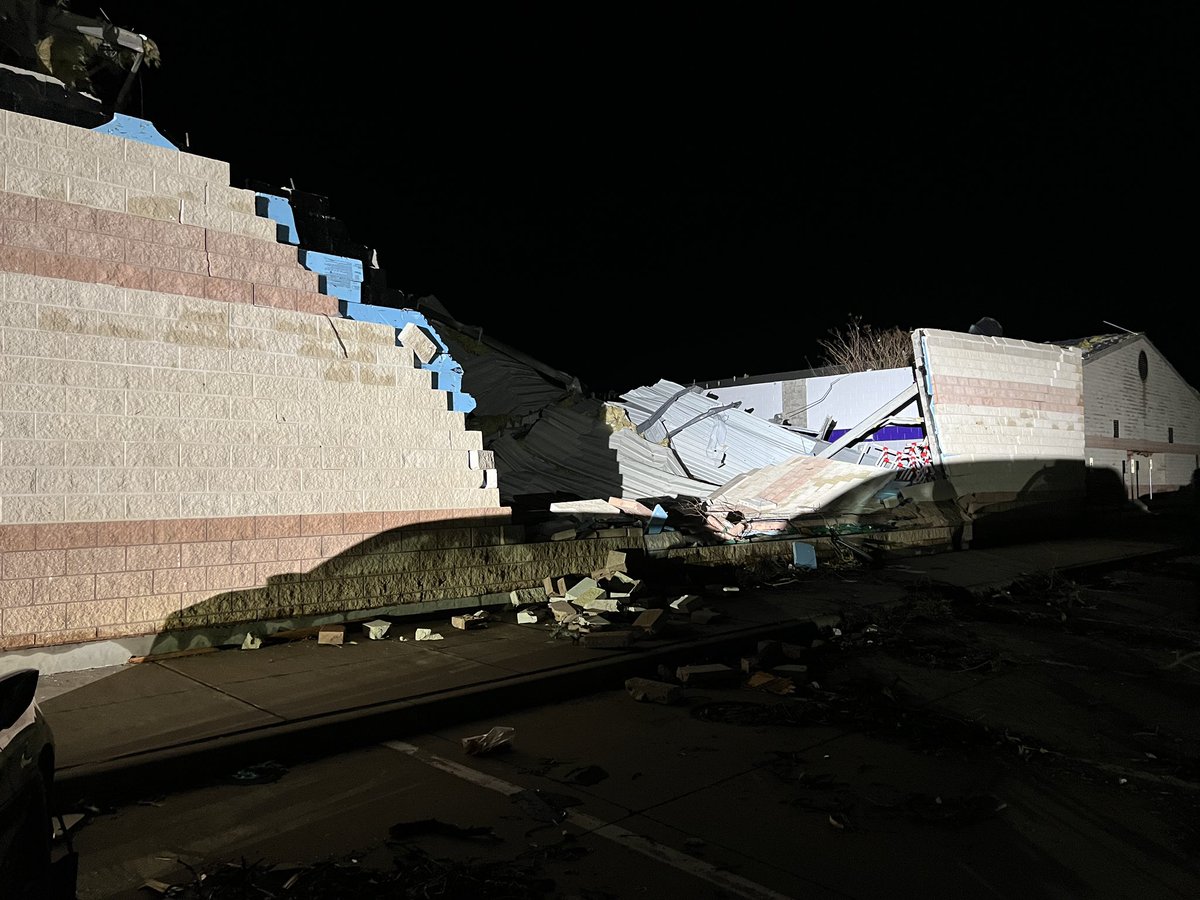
[240,633,262,650]
[550,528,577,541]
[632,608,665,635]
[516,609,541,625]
[690,608,723,625]
[625,677,682,704]
[451,610,489,630]
[399,322,439,364]
[670,594,703,612]
[740,656,759,673]
[414,628,444,641]
[511,587,545,606]
[361,619,391,640]
[581,630,636,649]
[675,663,738,686]
[543,576,557,597]
[318,625,345,645]
[607,497,654,518]
[566,577,606,604]
[549,600,581,622]
[580,596,622,613]
[550,499,623,515]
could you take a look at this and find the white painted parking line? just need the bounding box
[383,740,796,900]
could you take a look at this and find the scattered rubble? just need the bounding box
[451,610,490,630]
[318,625,345,646]
[361,619,391,640]
[462,725,515,756]
[625,677,682,704]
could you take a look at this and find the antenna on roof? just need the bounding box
[1101,320,1138,334]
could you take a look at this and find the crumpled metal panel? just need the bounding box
[489,400,719,502]
[612,380,818,486]
[439,330,570,419]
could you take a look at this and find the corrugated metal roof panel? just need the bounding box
[440,330,570,418]
[612,380,818,485]
[489,400,723,503]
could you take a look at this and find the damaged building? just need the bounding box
[0,28,1194,663]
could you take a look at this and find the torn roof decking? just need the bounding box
[613,381,820,486]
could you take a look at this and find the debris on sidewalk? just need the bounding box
[318,625,345,645]
[625,677,682,704]
[128,646,218,665]
[517,608,542,624]
[415,628,444,641]
[451,610,490,630]
[690,608,724,625]
[462,725,515,756]
[670,594,704,613]
[632,608,666,636]
[361,619,391,640]
[240,633,262,650]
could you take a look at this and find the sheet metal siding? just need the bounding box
[614,381,817,486]
[801,368,918,431]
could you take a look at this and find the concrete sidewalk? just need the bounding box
[38,533,1184,807]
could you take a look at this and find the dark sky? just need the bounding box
[82,5,1200,395]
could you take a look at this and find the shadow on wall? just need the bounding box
[139,459,1156,656]
[767,458,1144,552]
[143,514,542,657]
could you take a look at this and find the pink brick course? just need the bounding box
[0,509,510,648]
[0,190,338,321]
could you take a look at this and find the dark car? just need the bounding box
[0,669,56,899]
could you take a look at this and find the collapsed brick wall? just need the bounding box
[0,109,505,649]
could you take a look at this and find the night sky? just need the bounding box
[76,5,1200,395]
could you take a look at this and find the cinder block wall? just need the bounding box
[0,109,507,650]
[913,329,1085,512]
[1080,338,1200,493]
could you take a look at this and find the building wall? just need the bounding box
[1080,337,1200,494]
[702,381,784,421]
[913,329,1085,516]
[0,109,503,650]
[802,367,918,438]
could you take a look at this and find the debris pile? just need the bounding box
[511,550,745,646]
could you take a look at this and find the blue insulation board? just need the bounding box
[339,300,475,413]
[254,193,300,245]
[302,250,363,303]
[93,113,176,149]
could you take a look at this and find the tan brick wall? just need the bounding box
[914,329,1086,500]
[0,111,514,652]
[0,510,534,647]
